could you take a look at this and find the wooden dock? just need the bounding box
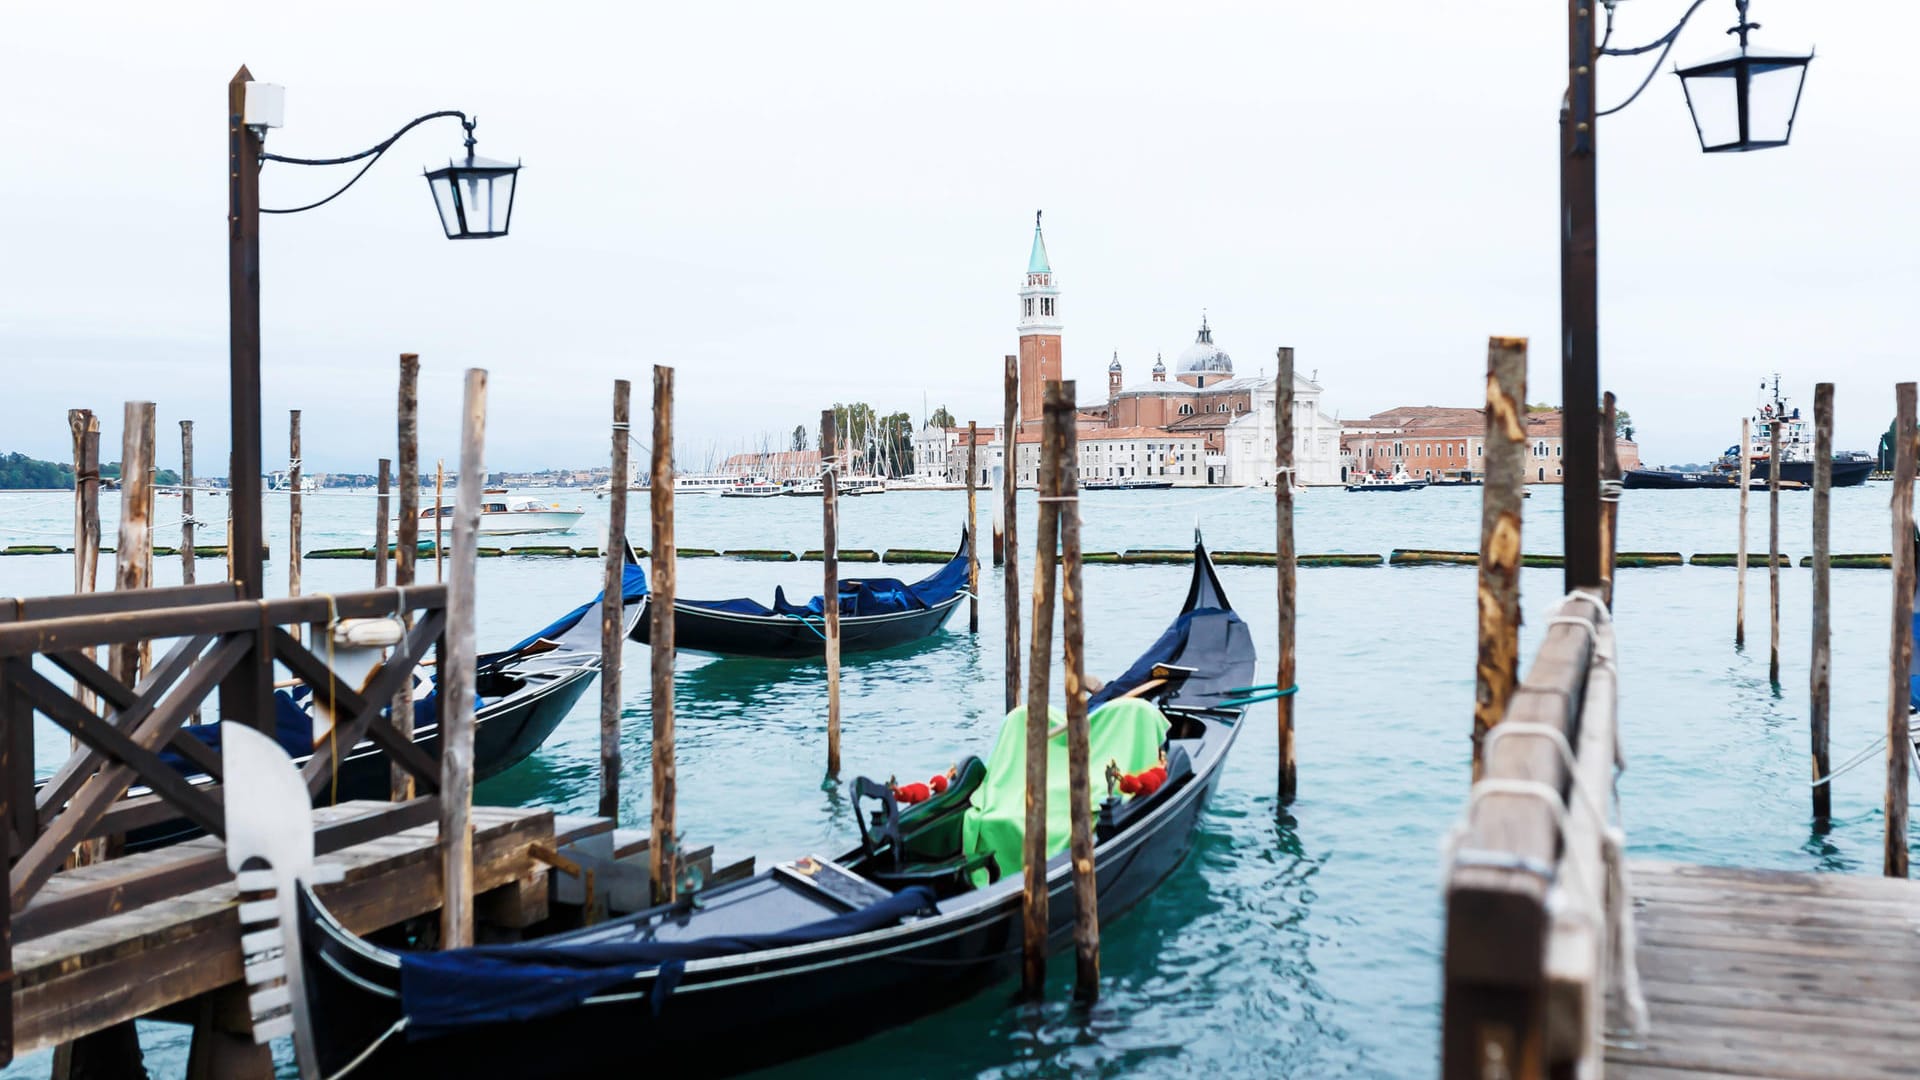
[11,801,608,1059]
[1608,861,1920,1080]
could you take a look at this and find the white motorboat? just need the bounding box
[420,494,585,536]
[674,474,738,497]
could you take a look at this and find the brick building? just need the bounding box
[1340,406,1640,484]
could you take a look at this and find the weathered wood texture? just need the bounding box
[1769,420,1782,684]
[1810,383,1833,822]
[374,458,391,589]
[1050,381,1098,1001]
[440,370,487,947]
[821,409,841,780]
[10,802,564,1057]
[1022,389,1064,1000]
[1887,383,1915,880]
[650,367,678,904]
[1738,417,1750,646]
[1004,354,1022,714]
[601,380,630,820]
[967,420,979,635]
[1472,338,1526,781]
[113,402,156,688]
[1606,861,1920,1079]
[1275,346,1298,801]
[1443,591,1603,1080]
[176,420,194,591]
[288,410,301,606]
[394,355,420,802]
[68,410,102,717]
[1600,391,1622,607]
[435,460,446,582]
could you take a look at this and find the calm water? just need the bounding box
[0,481,1911,1078]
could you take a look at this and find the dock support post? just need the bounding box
[375,458,391,588]
[113,402,156,687]
[821,409,842,782]
[1276,347,1298,802]
[1004,354,1022,715]
[967,420,979,635]
[1886,382,1915,880]
[441,368,487,948]
[1022,388,1064,1001]
[288,411,302,607]
[68,410,101,710]
[1053,381,1100,1001]
[1474,338,1527,781]
[1811,383,1833,824]
[393,357,420,801]
[651,367,679,904]
[601,379,630,821]
[1738,417,1750,647]
[178,419,195,590]
[1600,392,1622,608]
[434,460,445,582]
[1770,421,1782,685]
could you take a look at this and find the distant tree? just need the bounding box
[1614,408,1635,442]
[929,405,957,429]
[791,425,808,452]
[1527,402,1554,413]
[0,452,74,489]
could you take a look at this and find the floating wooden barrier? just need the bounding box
[1521,553,1567,568]
[1081,551,1121,563]
[476,547,505,558]
[1301,553,1385,567]
[1692,552,1793,567]
[1802,552,1890,568]
[679,547,720,558]
[0,545,60,556]
[1613,551,1683,567]
[306,547,373,560]
[1119,549,1195,565]
[801,548,879,562]
[722,548,797,561]
[880,548,950,564]
[1391,549,1478,566]
[507,545,577,557]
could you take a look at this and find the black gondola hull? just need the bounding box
[631,595,964,659]
[300,717,1236,1077]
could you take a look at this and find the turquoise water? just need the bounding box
[0,482,1911,1078]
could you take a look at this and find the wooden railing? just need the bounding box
[0,582,448,931]
[1443,591,1627,1079]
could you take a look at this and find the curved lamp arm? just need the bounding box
[1593,0,1717,117]
[260,110,474,215]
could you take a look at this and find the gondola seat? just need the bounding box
[853,756,989,883]
[867,850,1000,897]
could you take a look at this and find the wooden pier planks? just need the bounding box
[1608,860,1920,1079]
[10,802,568,1056]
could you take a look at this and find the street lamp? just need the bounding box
[222,65,519,732]
[1554,1,1811,597]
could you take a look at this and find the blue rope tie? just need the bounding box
[781,612,830,640]
[1213,683,1300,708]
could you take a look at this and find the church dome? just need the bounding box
[1108,351,1122,372]
[1173,315,1233,377]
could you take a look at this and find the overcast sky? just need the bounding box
[3,2,1912,473]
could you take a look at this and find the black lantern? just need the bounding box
[424,118,520,239]
[1673,4,1812,153]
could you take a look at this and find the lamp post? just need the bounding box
[1559,1,1810,593]
[221,65,520,731]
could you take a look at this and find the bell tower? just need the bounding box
[1108,351,1123,400]
[1017,211,1062,427]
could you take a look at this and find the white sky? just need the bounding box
[2,2,1912,473]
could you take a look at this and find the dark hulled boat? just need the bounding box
[234,535,1258,1077]
[1747,454,1875,488]
[630,529,971,659]
[1622,468,1738,490]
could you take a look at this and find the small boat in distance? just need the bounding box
[673,474,739,497]
[1726,375,1874,488]
[1345,466,1428,493]
[1622,467,1738,491]
[719,478,786,498]
[420,494,585,536]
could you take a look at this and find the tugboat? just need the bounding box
[1729,375,1874,488]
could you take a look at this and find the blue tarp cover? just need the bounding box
[485,562,649,661]
[398,885,937,1040]
[678,536,969,622]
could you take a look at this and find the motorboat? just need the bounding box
[420,494,585,536]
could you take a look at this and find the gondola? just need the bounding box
[227,532,1258,1078]
[630,528,971,659]
[119,545,647,851]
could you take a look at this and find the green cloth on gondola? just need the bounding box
[960,698,1170,888]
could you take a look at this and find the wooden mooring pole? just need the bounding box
[375,458,392,588]
[1004,354,1022,714]
[1053,380,1099,1001]
[1473,338,1527,781]
[112,402,156,687]
[1275,347,1298,802]
[394,356,420,802]
[1022,387,1064,1000]
[67,409,101,710]
[1811,383,1833,823]
[435,459,445,582]
[177,420,194,589]
[651,367,679,904]
[1886,382,1915,879]
[601,379,631,820]
[289,410,302,605]
[1738,417,1750,646]
[441,369,487,948]
[967,420,979,635]
[1599,391,1621,608]
[822,408,842,781]
[1769,420,1782,684]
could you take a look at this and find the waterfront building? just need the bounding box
[1339,406,1641,484]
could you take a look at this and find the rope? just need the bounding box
[1600,478,1625,503]
[321,1016,408,1080]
